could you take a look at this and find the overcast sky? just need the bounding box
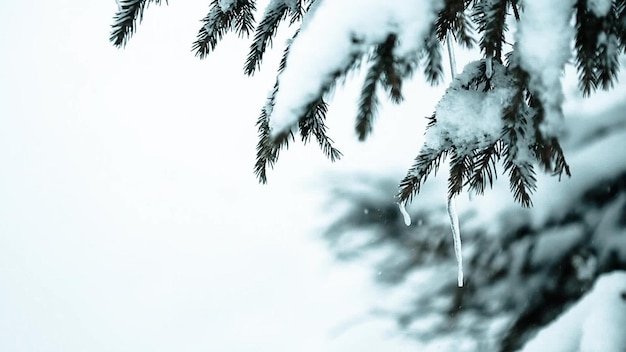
[0,1,455,351]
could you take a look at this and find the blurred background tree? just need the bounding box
[322,84,626,349]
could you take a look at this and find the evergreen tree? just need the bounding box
[110,0,626,207]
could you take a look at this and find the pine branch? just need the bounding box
[510,0,520,20]
[575,0,602,95]
[474,0,510,62]
[299,98,343,161]
[595,3,622,90]
[499,63,539,207]
[595,33,620,90]
[192,0,257,59]
[448,148,473,198]
[617,1,626,52]
[436,0,474,48]
[423,28,444,85]
[469,142,501,195]
[233,1,257,37]
[504,151,537,207]
[244,1,292,75]
[288,0,305,24]
[254,35,292,183]
[572,0,623,95]
[524,92,572,180]
[398,145,449,204]
[254,28,342,182]
[280,46,362,136]
[356,61,382,141]
[254,99,292,183]
[379,35,403,103]
[533,135,571,180]
[355,35,399,141]
[110,0,166,47]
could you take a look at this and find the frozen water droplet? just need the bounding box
[398,202,411,226]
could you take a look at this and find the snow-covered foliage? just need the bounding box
[516,0,576,137]
[110,0,626,209]
[269,0,443,136]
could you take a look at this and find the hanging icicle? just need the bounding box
[448,197,464,287]
[446,35,464,288]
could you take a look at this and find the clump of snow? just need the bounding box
[218,0,238,12]
[425,61,513,152]
[268,0,444,137]
[519,271,626,352]
[516,0,575,137]
[587,0,613,17]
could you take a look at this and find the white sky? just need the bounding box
[0,1,449,351]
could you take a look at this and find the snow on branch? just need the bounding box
[254,32,342,183]
[574,0,624,96]
[267,0,444,137]
[435,0,474,48]
[516,0,576,138]
[473,0,511,61]
[398,57,573,207]
[109,0,626,205]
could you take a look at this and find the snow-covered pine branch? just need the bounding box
[110,0,626,208]
[254,32,342,183]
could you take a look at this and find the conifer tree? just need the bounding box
[111,0,626,209]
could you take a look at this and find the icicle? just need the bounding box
[398,202,411,226]
[447,197,463,287]
[446,35,457,79]
[485,57,493,79]
[445,35,463,288]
